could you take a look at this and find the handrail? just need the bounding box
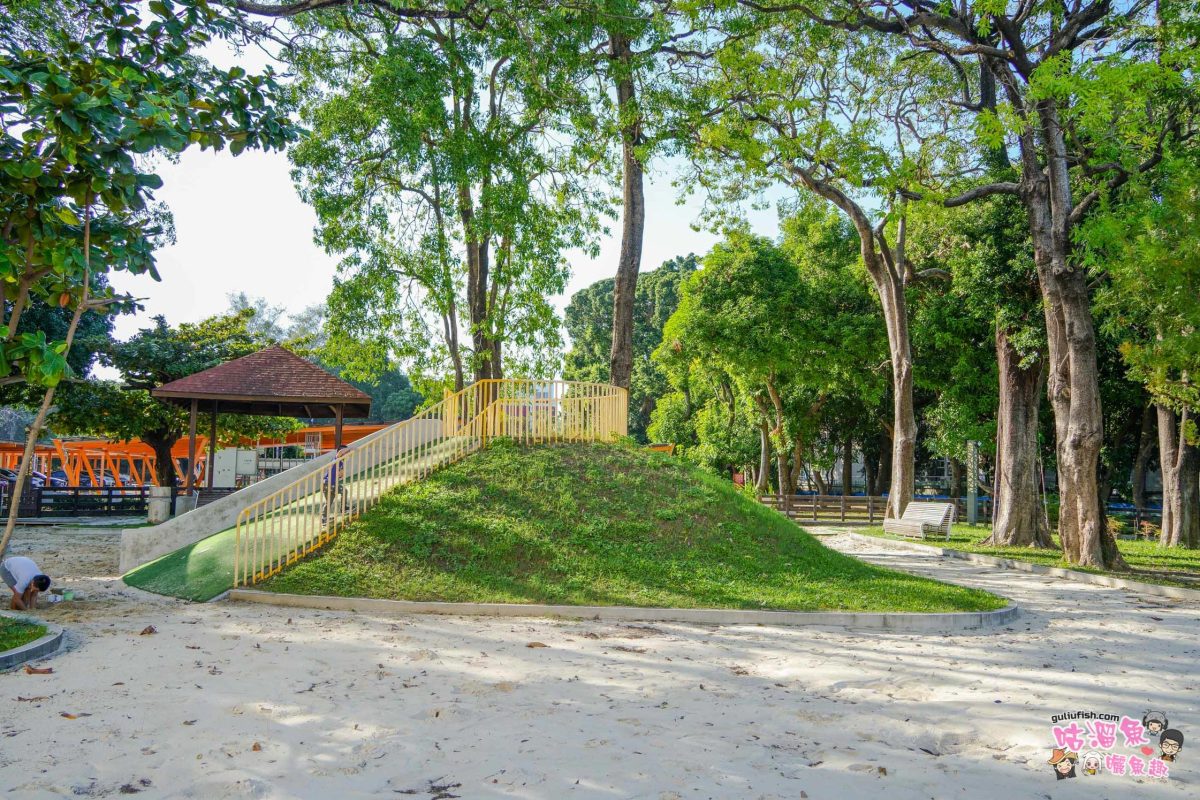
[233,378,627,588]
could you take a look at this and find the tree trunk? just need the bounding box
[789,438,805,495]
[1157,406,1200,548]
[607,32,644,392]
[875,430,892,498]
[1131,404,1155,511]
[876,273,916,518]
[145,434,179,488]
[864,454,878,497]
[787,166,914,518]
[841,436,853,495]
[984,328,1052,547]
[1021,103,1125,569]
[756,421,771,495]
[948,459,964,499]
[0,201,93,559]
[812,470,828,496]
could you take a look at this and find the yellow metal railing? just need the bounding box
[233,379,627,588]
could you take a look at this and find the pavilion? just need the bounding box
[151,346,371,491]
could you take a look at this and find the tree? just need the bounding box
[905,175,1053,547]
[279,4,601,390]
[1085,154,1200,548]
[52,313,297,487]
[657,219,883,495]
[564,254,697,440]
[678,17,968,518]
[0,0,294,556]
[227,291,287,342]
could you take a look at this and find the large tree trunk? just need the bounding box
[607,32,644,392]
[1020,104,1125,569]
[143,433,179,488]
[984,328,1052,547]
[876,272,916,518]
[1131,404,1155,510]
[1157,406,1200,548]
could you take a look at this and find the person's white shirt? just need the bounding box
[3,556,41,593]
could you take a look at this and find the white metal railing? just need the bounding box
[233,379,627,587]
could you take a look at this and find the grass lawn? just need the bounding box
[859,525,1200,588]
[259,440,1006,613]
[0,616,47,652]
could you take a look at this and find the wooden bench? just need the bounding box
[883,501,955,540]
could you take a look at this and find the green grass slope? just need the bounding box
[260,441,1005,613]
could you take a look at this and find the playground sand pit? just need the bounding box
[0,526,1197,798]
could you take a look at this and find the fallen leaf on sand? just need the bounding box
[23,665,53,675]
[139,625,157,636]
[251,742,262,752]
[182,720,197,726]
[17,696,49,702]
[613,645,646,653]
[526,642,548,648]
[60,712,91,719]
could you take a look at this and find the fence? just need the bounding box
[759,494,993,525]
[2,485,150,517]
[233,379,627,588]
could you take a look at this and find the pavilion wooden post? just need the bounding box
[207,403,218,489]
[334,405,344,449]
[186,398,198,492]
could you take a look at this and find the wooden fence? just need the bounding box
[759,494,993,525]
[2,485,150,517]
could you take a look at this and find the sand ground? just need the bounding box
[1,524,1197,799]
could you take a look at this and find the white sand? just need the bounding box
[2,525,1197,799]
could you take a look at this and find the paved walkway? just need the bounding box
[0,527,1196,798]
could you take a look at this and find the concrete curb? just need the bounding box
[0,615,65,670]
[847,533,1200,601]
[228,589,1019,633]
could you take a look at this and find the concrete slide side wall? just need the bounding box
[119,419,444,573]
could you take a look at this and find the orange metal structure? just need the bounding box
[0,443,55,475]
[251,423,387,451]
[50,438,208,486]
[4,423,387,487]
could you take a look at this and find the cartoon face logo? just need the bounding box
[1160,730,1184,762]
[1143,711,1169,736]
[1080,750,1103,775]
[1048,748,1078,779]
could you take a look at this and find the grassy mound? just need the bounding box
[260,441,1004,613]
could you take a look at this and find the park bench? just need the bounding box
[882,501,955,540]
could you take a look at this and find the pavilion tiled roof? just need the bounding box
[151,346,372,418]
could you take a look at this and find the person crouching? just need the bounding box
[2,555,51,611]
